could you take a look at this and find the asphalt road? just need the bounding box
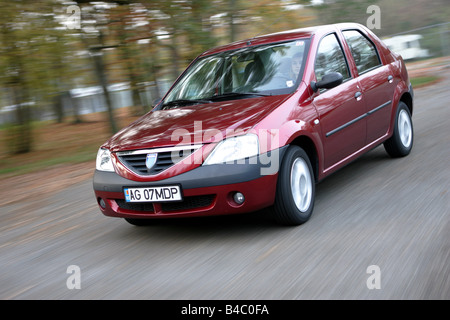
[1,69,449,300]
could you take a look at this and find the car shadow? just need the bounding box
[315,145,391,195]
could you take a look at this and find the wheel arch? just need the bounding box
[389,81,413,137]
[400,91,413,116]
[289,135,320,183]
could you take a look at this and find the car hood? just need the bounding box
[106,95,290,152]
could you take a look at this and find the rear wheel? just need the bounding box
[384,102,413,157]
[271,146,315,226]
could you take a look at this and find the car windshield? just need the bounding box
[162,39,309,108]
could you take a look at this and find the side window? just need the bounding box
[314,33,351,83]
[343,30,381,74]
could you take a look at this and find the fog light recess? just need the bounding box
[233,192,245,205]
[98,198,106,209]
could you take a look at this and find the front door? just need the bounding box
[312,33,367,170]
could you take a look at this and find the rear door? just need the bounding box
[312,33,366,170]
[341,29,396,143]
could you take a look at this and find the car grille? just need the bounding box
[161,195,215,212]
[116,145,202,176]
[115,200,155,212]
[115,195,215,213]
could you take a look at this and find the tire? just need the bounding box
[384,102,413,158]
[271,145,315,226]
[125,218,153,226]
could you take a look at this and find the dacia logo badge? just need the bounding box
[146,153,158,170]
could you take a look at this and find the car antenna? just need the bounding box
[246,15,284,46]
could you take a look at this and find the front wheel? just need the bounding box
[384,102,413,157]
[271,146,315,226]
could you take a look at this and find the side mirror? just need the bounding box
[310,72,343,92]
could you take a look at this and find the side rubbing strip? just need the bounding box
[367,100,391,115]
[326,100,391,137]
[326,114,367,137]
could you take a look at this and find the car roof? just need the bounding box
[199,23,366,57]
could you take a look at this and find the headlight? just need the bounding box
[204,134,259,165]
[96,148,115,172]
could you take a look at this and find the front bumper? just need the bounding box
[93,148,286,219]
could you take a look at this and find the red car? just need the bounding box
[94,23,414,226]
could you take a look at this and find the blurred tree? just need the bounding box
[42,8,85,124]
[245,0,314,37]
[376,0,450,36]
[313,0,380,28]
[228,0,238,42]
[218,0,314,44]
[138,0,184,80]
[185,0,219,59]
[0,6,32,154]
[0,0,96,153]
[312,0,450,57]
[0,0,69,153]
[110,4,146,115]
[75,1,121,134]
[139,0,219,80]
[138,0,314,79]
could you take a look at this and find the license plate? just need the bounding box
[124,186,182,202]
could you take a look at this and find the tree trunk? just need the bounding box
[53,93,64,124]
[170,34,181,81]
[11,84,32,154]
[229,0,237,42]
[117,17,145,115]
[91,52,118,134]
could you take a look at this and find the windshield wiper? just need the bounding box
[161,92,270,109]
[162,99,212,109]
[209,92,271,101]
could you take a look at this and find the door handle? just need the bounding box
[388,75,393,83]
[355,91,362,100]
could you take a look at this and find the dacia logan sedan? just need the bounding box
[94,23,414,226]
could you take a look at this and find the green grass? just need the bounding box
[0,117,112,178]
[0,147,97,176]
[0,108,140,179]
[411,75,440,88]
